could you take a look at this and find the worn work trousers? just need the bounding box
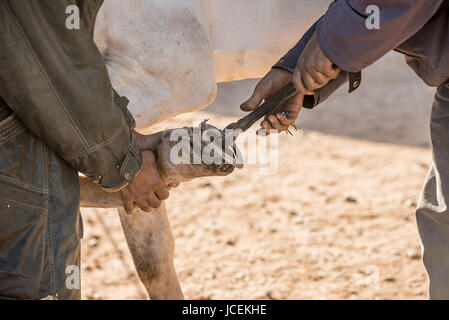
[0,103,81,299]
[417,83,449,299]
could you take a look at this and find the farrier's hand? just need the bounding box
[119,150,169,214]
[293,31,340,94]
[132,130,180,189]
[240,68,304,134]
[132,130,161,153]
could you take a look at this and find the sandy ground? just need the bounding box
[80,52,437,299]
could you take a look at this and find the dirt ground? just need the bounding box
[80,52,437,299]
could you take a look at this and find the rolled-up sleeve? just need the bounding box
[317,0,444,72]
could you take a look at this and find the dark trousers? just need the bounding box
[416,83,449,299]
[0,104,81,299]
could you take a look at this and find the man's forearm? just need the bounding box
[0,0,142,191]
[276,0,443,73]
[316,0,443,72]
[273,0,443,108]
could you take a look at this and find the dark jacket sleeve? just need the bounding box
[273,17,354,109]
[274,0,443,108]
[0,0,141,192]
[316,0,444,72]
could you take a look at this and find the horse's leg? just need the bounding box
[117,203,183,300]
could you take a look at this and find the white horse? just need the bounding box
[91,0,331,299]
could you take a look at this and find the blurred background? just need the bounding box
[81,51,435,299]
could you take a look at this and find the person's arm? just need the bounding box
[316,0,444,72]
[0,0,141,191]
[242,0,444,132]
[273,17,352,110]
[277,0,443,74]
[317,0,444,72]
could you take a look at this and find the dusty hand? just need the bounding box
[293,31,340,94]
[132,130,180,189]
[119,150,169,214]
[240,68,304,134]
[132,130,161,153]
